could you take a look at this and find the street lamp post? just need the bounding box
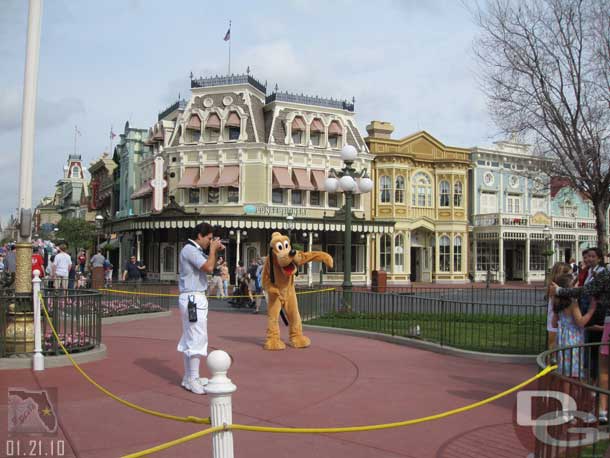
[324,145,373,309]
[543,225,551,283]
[95,214,104,250]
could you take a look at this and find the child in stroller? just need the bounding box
[229,274,255,308]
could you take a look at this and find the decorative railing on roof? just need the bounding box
[158,99,187,121]
[190,74,267,94]
[265,91,355,111]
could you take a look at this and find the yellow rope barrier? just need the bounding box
[101,287,337,299]
[123,364,557,457]
[39,293,210,426]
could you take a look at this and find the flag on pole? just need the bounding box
[224,24,231,41]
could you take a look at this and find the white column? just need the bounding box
[308,232,313,287]
[498,234,504,284]
[206,350,237,458]
[525,234,531,284]
[366,233,372,286]
[235,231,241,286]
[32,270,44,371]
[473,235,478,281]
[136,233,141,260]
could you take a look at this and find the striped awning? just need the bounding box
[130,180,153,199]
[177,168,200,189]
[216,166,240,188]
[198,166,219,187]
[272,167,295,189]
[292,168,315,190]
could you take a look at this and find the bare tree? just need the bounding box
[474,0,610,252]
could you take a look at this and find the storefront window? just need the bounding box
[476,241,499,271]
[227,187,239,203]
[272,188,284,204]
[439,236,450,272]
[380,234,391,271]
[394,234,404,273]
[207,188,219,204]
[188,188,199,204]
[453,236,462,272]
[530,242,546,271]
[291,190,303,205]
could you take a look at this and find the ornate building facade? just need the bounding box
[469,141,601,283]
[109,74,393,283]
[366,123,470,283]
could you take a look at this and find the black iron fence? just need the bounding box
[0,288,102,357]
[100,282,173,316]
[299,288,547,354]
[535,343,610,458]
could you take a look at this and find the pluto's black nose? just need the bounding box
[289,249,296,257]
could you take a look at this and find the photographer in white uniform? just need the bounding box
[177,222,224,394]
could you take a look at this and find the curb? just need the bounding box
[303,325,537,364]
[102,311,172,324]
[0,344,107,370]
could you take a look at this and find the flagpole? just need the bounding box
[228,20,231,75]
[74,125,77,155]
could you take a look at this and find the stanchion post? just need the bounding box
[32,269,44,371]
[206,350,236,458]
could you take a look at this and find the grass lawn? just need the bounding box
[305,311,547,354]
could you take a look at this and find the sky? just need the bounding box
[0,0,497,224]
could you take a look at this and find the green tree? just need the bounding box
[55,218,96,255]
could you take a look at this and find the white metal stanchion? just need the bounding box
[206,350,236,458]
[32,269,44,371]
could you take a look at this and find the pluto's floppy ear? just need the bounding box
[268,248,275,285]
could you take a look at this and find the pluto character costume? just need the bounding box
[262,232,333,350]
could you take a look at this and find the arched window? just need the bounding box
[187,115,201,143]
[394,234,404,273]
[395,176,405,203]
[292,116,305,145]
[453,236,462,272]
[454,181,463,207]
[225,112,241,140]
[328,120,342,148]
[380,234,391,271]
[310,118,324,146]
[71,166,80,178]
[205,113,221,141]
[439,236,450,272]
[439,180,450,207]
[380,175,391,203]
[411,172,432,207]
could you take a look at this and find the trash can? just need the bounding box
[371,270,387,293]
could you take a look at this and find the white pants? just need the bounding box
[177,292,208,357]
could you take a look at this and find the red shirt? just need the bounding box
[578,266,589,287]
[32,254,45,278]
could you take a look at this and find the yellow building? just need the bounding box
[366,122,470,283]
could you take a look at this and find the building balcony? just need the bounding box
[473,213,598,231]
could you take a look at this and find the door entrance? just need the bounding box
[160,243,177,281]
[410,247,418,282]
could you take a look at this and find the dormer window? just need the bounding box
[205,113,221,142]
[187,115,201,143]
[225,112,241,141]
[310,118,324,146]
[328,121,342,148]
[292,117,305,145]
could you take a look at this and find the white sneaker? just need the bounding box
[182,377,207,395]
[181,377,209,388]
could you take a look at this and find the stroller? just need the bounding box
[228,275,254,308]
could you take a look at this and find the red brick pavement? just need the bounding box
[1,310,539,458]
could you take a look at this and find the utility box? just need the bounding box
[371,270,387,293]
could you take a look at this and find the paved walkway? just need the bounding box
[1,309,539,457]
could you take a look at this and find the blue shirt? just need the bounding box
[179,240,208,293]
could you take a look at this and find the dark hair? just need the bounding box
[238,260,244,267]
[192,222,214,240]
[553,274,575,313]
[584,247,604,264]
